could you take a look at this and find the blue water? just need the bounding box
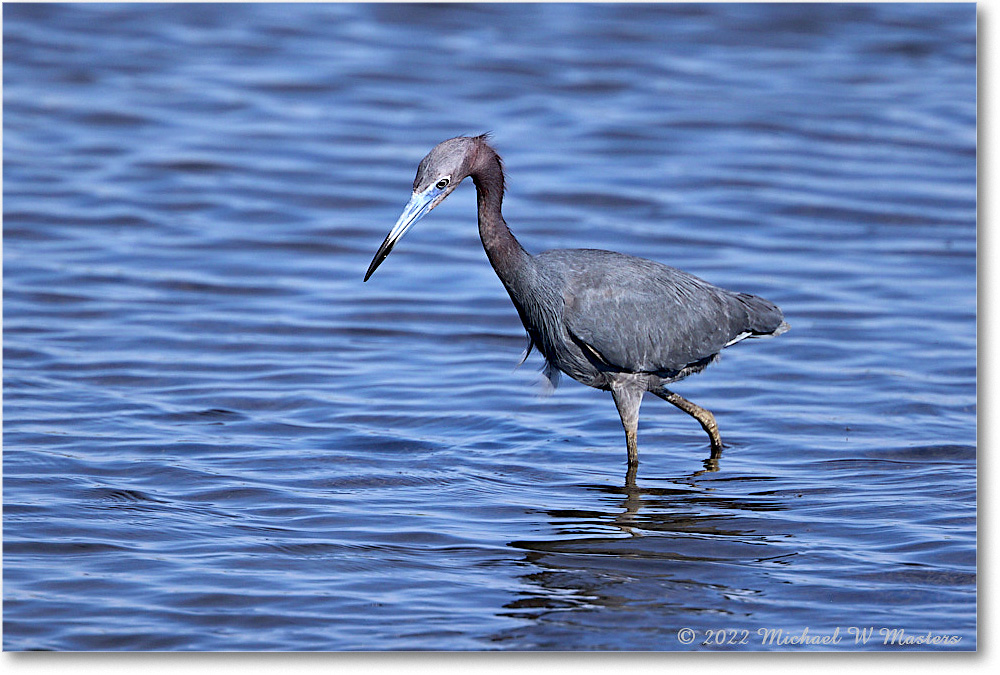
[3,2,976,651]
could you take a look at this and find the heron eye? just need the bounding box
[435,178,450,190]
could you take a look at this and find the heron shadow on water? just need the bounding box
[365,135,787,477]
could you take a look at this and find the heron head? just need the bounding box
[364,136,481,281]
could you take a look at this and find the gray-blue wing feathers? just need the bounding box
[539,249,785,376]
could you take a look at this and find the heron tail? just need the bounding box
[734,292,788,336]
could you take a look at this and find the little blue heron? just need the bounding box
[365,135,787,468]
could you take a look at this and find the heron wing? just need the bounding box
[549,250,775,375]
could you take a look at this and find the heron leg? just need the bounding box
[655,388,723,451]
[611,385,643,466]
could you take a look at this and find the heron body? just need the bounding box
[365,135,787,467]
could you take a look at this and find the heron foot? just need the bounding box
[656,388,724,452]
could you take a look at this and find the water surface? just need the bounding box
[3,2,976,651]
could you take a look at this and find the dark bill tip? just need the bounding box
[364,235,394,282]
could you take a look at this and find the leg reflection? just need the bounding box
[623,440,724,486]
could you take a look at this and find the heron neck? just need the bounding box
[471,148,530,285]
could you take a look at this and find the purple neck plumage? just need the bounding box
[468,140,531,285]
